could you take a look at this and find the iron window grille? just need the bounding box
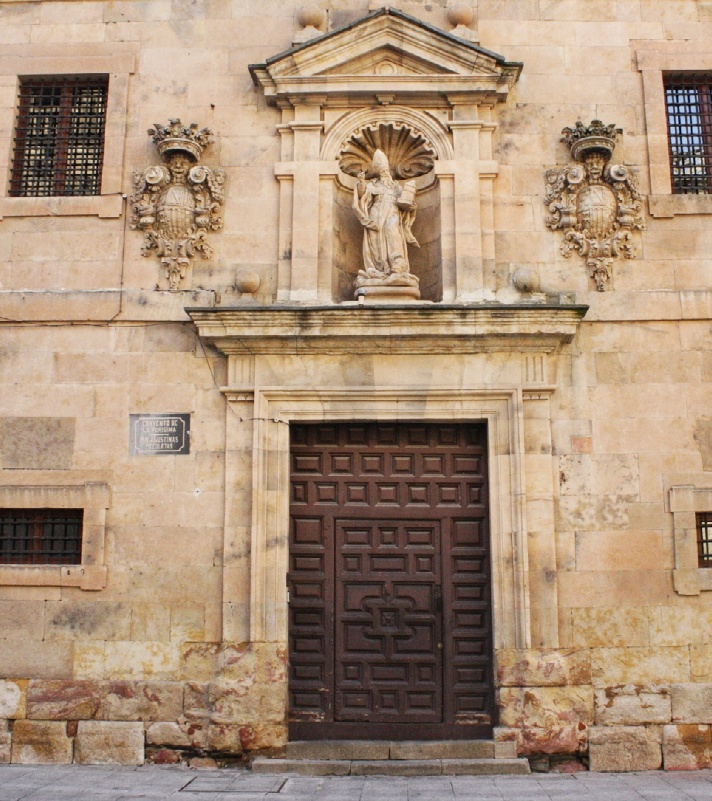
[698,512,712,568]
[10,75,109,198]
[0,509,83,565]
[664,73,712,194]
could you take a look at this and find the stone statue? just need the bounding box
[352,149,421,300]
[131,119,225,291]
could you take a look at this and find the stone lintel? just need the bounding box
[187,304,588,356]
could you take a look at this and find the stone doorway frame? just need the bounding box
[231,386,531,652]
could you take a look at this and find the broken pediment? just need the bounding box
[249,7,521,108]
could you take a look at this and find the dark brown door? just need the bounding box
[288,422,494,740]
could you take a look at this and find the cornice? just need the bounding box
[186,304,588,356]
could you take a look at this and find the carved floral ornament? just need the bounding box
[130,119,225,291]
[545,120,646,291]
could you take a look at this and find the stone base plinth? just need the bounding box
[355,285,421,302]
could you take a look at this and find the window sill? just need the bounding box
[649,194,712,218]
[0,195,123,220]
[0,564,106,590]
[0,483,109,592]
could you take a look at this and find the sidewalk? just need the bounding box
[2,766,712,801]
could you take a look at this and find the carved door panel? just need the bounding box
[288,422,493,740]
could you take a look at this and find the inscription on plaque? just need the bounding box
[130,413,190,456]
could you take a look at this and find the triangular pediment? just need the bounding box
[250,7,521,106]
[320,46,456,78]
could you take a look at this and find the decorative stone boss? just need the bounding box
[545,120,645,291]
[131,119,225,291]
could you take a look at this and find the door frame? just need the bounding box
[227,386,532,652]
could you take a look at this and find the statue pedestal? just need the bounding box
[355,285,421,303]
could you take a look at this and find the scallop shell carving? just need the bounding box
[339,122,436,180]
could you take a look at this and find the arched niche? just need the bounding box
[322,109,452,303]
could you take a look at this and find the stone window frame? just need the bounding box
[0,43,137,221]
[670,484,712,595]
[0,483,110,590]
[228,386,531,652]
[636,40,712,218]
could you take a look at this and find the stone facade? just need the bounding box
[0,0,712,771]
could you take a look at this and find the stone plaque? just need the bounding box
[129,414,190,456]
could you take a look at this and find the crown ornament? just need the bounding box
[148,118,214,161]
[561,119,622,162]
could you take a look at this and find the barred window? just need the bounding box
[0,509,83,565]
[10,76,109,198]
[698,512,712,568]
[664,74,712,194]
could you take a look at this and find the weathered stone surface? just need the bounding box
[145,721,191,748]
[0,680,27,719]
[496,649,591,687]
[287,741,390,760]
[671,684,712,724]
[0,417,75,469]
[27,680,101,720]
[239,724,287,751]
[498,686,594,729]
[74,721,144,765]
[517,725,587,756]
[595,685,671,725]
[588,726,662,772]
[44,602,130,641]
[591,647,690,687]
[11,720,72,764]
[663,724,712,770]
[184,682,211,720]
[207,723,242,754]
[146,747,182,765]
[0,721,11,764]
[97,681,183,721]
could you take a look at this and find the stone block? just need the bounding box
[588,726,662,772]
[671,684,712,724]
[239,724,287,751]
[27,681,101,720]
[0,417,75,469]
[0,680,27,719]
[663,724,712,770]
[145,721,191,748]
[0,721,10,764]
[595,685,671,725]
[44,602,130,641]
[517,725,587,756]
[207,723,242,754]
[499,686,594,729]
[74,721,144,765]
[97,681,184,721]
[11,720,72,764]
[591,647,690,687]
[496,648,591,686]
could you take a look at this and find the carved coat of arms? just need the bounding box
[131,119,225,291]
[545,120,645,291]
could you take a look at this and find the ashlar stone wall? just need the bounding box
[1,0,712,770]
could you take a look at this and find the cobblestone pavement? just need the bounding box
[3,766,712,801]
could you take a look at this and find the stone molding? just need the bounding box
[225,386,531,652]
[634,39,712,217]
[0,483,110,590]
[249,7,521,109]
[0,43,137,221]
[670,484,712,595]
[187,304,588,355]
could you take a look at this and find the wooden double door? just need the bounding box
[288,422,494,740]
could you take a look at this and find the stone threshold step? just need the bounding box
[286,739,510,761]
[252,758,531,776]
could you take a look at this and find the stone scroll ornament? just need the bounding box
[545,120,645,291]
[130,119,225,291]
[339,122,435,301]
